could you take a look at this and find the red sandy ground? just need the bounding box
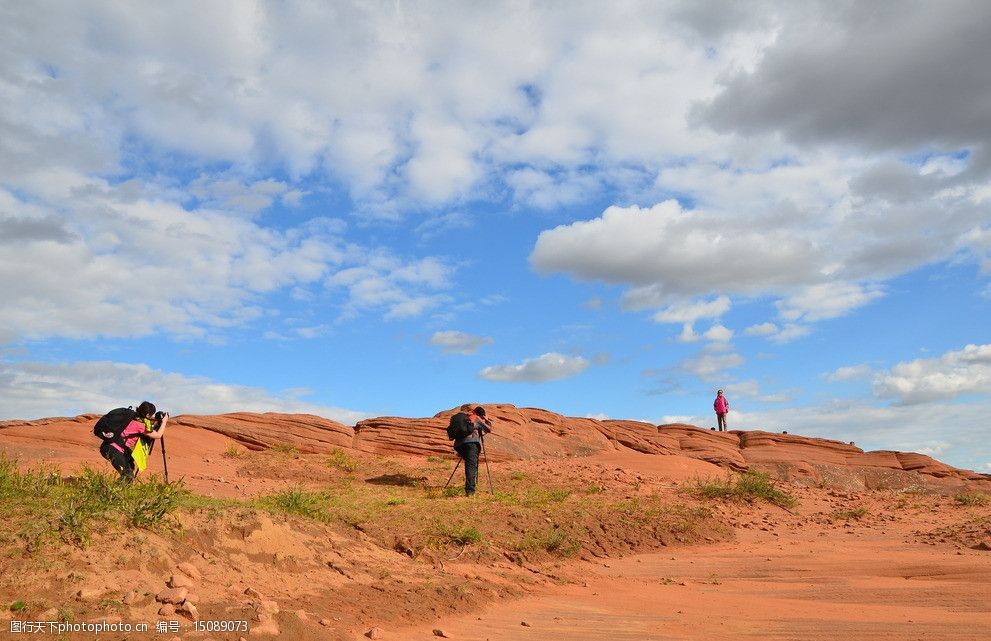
[1,419,989,641]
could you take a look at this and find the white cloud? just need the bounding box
[677,323,699,343]
[777,282,885,323]
[873,343,991,405]
[430,330,494,355]
[478,352,590,383]
[745,322,778,337]
[703,324,733,343]
[679,347,744,381]
[653,296,731,323]
[827,364,873,382]
[0,359,368,424]
[326,254,453,321]
[189,176,294,214]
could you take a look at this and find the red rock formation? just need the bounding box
[2,405,989,491]
[172,413,353,453]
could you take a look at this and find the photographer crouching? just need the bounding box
[96,401,169,483]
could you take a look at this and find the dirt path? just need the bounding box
[400,527,991,641]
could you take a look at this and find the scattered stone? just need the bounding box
[122,591,137,605]
[156,587,188,605]
[37,608,58,620]
[432,629,450,638]
[168,574,194,589]
[177,562,202,581]
[320,619,332,627]
[177,601,200,622]
[972,540,991,551]
[158,604,176,617]
[366,627,385,639]
[244,586,262,599]
[295,609,309,622]
[521,621,532,627]
[75,588,101,601]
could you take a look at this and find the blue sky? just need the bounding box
[2,2,989,473]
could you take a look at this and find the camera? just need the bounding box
[154,410,168,423]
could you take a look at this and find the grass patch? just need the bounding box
[831,507,868,521]
[270,443,300,456]
[222,443,246,459]
[954,493,989,507]
[516,526,579,556]
[255,487,328,521]
[692,470,798,509]
[326,448,358,473]
[0,454,189,549]
[447,526,482,545]
[10,601,26,612]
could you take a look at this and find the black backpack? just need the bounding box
[446,412,472,440]
[93,407,137,448]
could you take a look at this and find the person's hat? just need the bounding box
[474,406,486,417]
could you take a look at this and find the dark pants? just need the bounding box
[100,441,135,483]
[716,413,728,432]
[455,442,481,495]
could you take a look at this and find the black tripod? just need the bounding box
[443,439,494,494]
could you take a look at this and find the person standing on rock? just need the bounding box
[714,389,729,432]
[450,403,490,496]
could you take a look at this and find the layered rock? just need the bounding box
[2,405,989,491]
[172,413,354,454]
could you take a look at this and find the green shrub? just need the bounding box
[326,448,358,473]
[449,526,482,545]
[694,470,797,509]
[954,493,989,507]
[830,507,868,521]
[257,487,327,520]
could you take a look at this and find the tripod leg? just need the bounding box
[444,456,462,489]
[480,437,494,494]
[161,436,170,483]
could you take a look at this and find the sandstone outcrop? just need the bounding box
[2,404,988,492]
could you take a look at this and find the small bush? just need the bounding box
[517,526,579,556]
[258,487,327,520]
[954,493,989,506]
[831,507,868,521]
[694,470,797,509]
[326,448,358,473]
[222,443,246,459]
[449,526,482,545]
[271,443,300,456]
[10,601,26,612]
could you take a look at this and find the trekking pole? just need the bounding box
[480,435,494,494]
[160,435,170,483]
[443,456,462,489]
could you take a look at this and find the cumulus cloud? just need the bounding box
[653,296,731,324]
[679,346,744,380]
[873,343,991,405]
[0,179,451,341]
[478,352,590,383]
[776,282,885,323]
[532,201,817,303]
[697,3,991,155]
[430,330,494,355]
[745,322,778,337]
[703,324,733,343]
[827,364,873,382]
[0,359,368,424]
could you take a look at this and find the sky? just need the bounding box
[1,1,989,473]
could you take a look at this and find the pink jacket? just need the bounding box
[714,395,729,414]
